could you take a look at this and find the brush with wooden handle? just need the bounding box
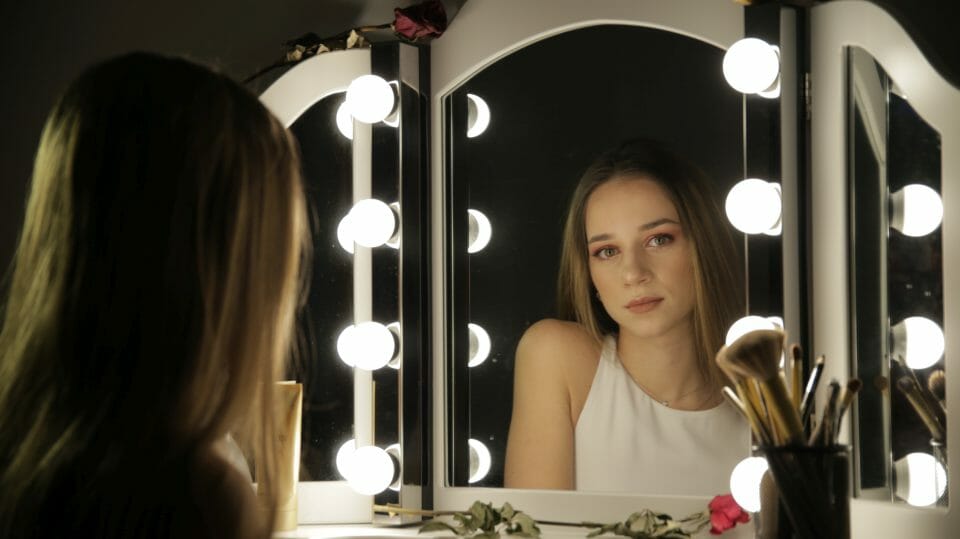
[831,378,863,442]
[897,376,945,443]
[718,329,805,445]
[790,343,804,414]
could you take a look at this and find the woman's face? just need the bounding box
[584,175,696,340]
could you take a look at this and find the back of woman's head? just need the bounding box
[557,138,743,386]
[0,52,307,532]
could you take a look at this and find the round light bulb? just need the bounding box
[468,323,491,367]
[335,438,356,479]
[345,75,395,124]
[729,456,769,512]
[336,321,397,370]
[726,315,782,345]
[466,94,491,138]
[336,99,353,140]
[468,438,492,483]
[725,179,782,234]
[723,38,781,94]
[346,445,395,495]
[894,452,948,506]
[890,184,943,237]
[467,209,492,253]
[347,199,397,248]
[891,316,944,369]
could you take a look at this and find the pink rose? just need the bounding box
[393,0,448,41]
[708,494,750,535]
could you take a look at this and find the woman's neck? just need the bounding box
[616,320,719,410]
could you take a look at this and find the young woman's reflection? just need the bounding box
[504,139,749,494]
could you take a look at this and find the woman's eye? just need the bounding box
[593,246,618,259]
[647,234,673,247]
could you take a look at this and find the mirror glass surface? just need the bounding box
[848,46,947,506]
[446,24,775,489]
[289,93,356,481]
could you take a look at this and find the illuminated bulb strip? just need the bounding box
[346,75,396,124]
[723,38,781,95]
[466,94,491,137]
[468,439,492,483]
[729,456,769,512]
[468,323,491,367]
[467,209,492,253]
[726,315,783,345]
[725,179,782,235]
[345,445,395,495]
[890,316,944,369]
[336,321,399,370]
[894,452,948,506]
[890,184,943,237]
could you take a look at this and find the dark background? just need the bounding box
[1,1,958,291]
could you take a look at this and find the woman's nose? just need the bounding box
[621,252,652,284]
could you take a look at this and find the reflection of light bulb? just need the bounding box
[725,179,782,235]
[336,439,356,479]
[467,209,492,253]
[466,94,490,137]
[723,38,780,94]
[336,99,353,140]
[894,452,947,506]
[726,316,783,345]
[468,323,491,367]
[468,439,492,483]
[345,75,395,123]
[386,321,402,370]
[385,443,402,492]
[891,316,944,369]
[337,213,355,254]
[890,184,943,237]
[730,456,769,512]
[346,445,395,495]
[344,199,397,248]
[385,202,401,250]
[336,321,398,370]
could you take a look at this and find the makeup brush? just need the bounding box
[831,378,863,441]
[722,385,772,444]
[790,343,804,414]
[718,353,772,444]
[928,369,946,414]
[719,329,804,445]
[808,380,840,446]
[892,358,945,427]
[799,355,825,430]
[897,376,946,442]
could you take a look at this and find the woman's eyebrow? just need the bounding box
[587,218,679,244]
[639,217,680,230]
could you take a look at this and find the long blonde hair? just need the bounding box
[0,52,308,535]
[557,139,743,390]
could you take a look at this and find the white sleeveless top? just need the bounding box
[575,336,751,495]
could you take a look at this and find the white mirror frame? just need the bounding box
[260,48,375,524]
[430,1,764,531]
[811,0,960,535]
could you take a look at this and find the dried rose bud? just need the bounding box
[393,0,447,41]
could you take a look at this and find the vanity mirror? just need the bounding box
[847,44,946,506]
[259,42,429,522]
[431,0,800,523]
[812,0,959,535]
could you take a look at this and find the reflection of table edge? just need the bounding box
[277,521,755,539]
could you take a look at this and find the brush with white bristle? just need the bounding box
[718,329,804,445]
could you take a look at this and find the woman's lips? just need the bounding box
[626,297,663,313]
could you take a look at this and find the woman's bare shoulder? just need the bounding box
[516,319,601,378]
